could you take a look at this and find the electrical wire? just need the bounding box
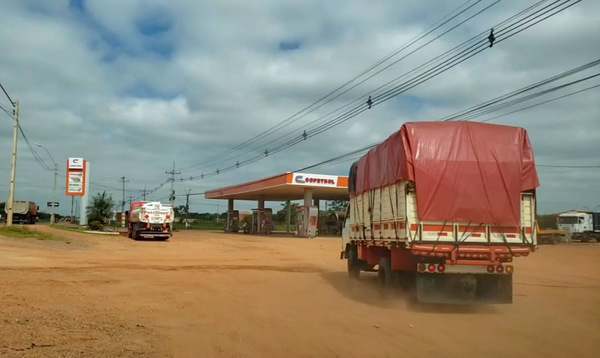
[456,72,600,121]
[0,81,14,106]
[537,164,600,168]
[200,58,599,184]
[17,123,52,171]
[0,103,12,118]
[441,58,600,121]
[179,0,499,171]
[480,83,600,122]
[140,0,579,193]
[180,0,577,180]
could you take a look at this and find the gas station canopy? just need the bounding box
[205,172,349,201]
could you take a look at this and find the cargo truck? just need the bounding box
[4,201,38,224]
[127,201,174,240]
[341,121,539,304]
[557,210,600,242]
[536,223,568,244]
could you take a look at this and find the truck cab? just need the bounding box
[557,211,595,241]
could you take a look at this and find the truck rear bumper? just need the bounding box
[417,272,512,304]
[138,231,171,239]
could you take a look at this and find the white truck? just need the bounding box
[557,210,600,242]
[127,201,174,240]
[4,200,38,224]
[341,121,539,304]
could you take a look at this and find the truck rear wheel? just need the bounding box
[582,233,591,243]
[347,246,361,279]
[377,257,393,288]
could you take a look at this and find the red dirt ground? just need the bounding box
[0,225,598,357]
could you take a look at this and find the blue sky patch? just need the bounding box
[69,0,85,12]
[142,40,174,59]
[122,82,179,100]
[278,40,301,51]
[136,10,173,36]
[393,95,425,115]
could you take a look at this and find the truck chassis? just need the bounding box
[343,242,525,304]
[128,222,171,241]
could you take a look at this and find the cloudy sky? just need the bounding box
[1,0,598,217]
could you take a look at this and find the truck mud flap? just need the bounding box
[416,273,512,304]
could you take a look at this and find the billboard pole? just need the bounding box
[79,161,90,227]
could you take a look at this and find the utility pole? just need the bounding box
[185,189,191,229]
[6,100,19,227]
[35,143,57,224]
[286,200,291,233]
[165,162,180,209]
[119,176,129,212]
[140,186,148,201]
[185,189,191,214]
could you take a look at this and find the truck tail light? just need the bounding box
[166,215,171,219]
[417,263,426,272]
[496,265,504,273]
[437,264,445,272]
[427,264,436,272]
[487,265,495,273]
[506,265,514,273]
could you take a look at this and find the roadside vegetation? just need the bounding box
[87,191,115,231]
[0,225,62,241]
[50,224,85,233]
[537,213,559,229]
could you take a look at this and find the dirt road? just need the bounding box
[0,225,599,357]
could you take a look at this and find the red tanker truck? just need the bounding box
[341,121,539,304]
[127,201,174,240]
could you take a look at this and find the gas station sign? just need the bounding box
[291,173,338,187]
[66,158,86,196]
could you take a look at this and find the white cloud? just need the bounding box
[0,0,599,216]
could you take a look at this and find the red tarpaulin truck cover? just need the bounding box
[350,121,539,226]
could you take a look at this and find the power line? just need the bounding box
[214,59,600,184]
[17,123,52,171]
[229,1,579,179]
[179,0,498,172]
[177,0,578,181]
[441,59,600,121]
[0,103,12,118]
[295,143,377,172]
[184,0,561,176]
[0,81,15,106]
[537,164,600,168]
[480,83,600,123]
[461,73,600,121]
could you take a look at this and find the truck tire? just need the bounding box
[582,233,591,243]
[378,257,393,288]
[347,246,361,279]
[132,228,140,240]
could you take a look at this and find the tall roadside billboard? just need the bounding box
[65,157,86,196]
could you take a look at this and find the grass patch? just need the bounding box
[50,224,85,233]
[183,220,226,231]
[0,226,62,241]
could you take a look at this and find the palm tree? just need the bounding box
[86,191,114,230]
